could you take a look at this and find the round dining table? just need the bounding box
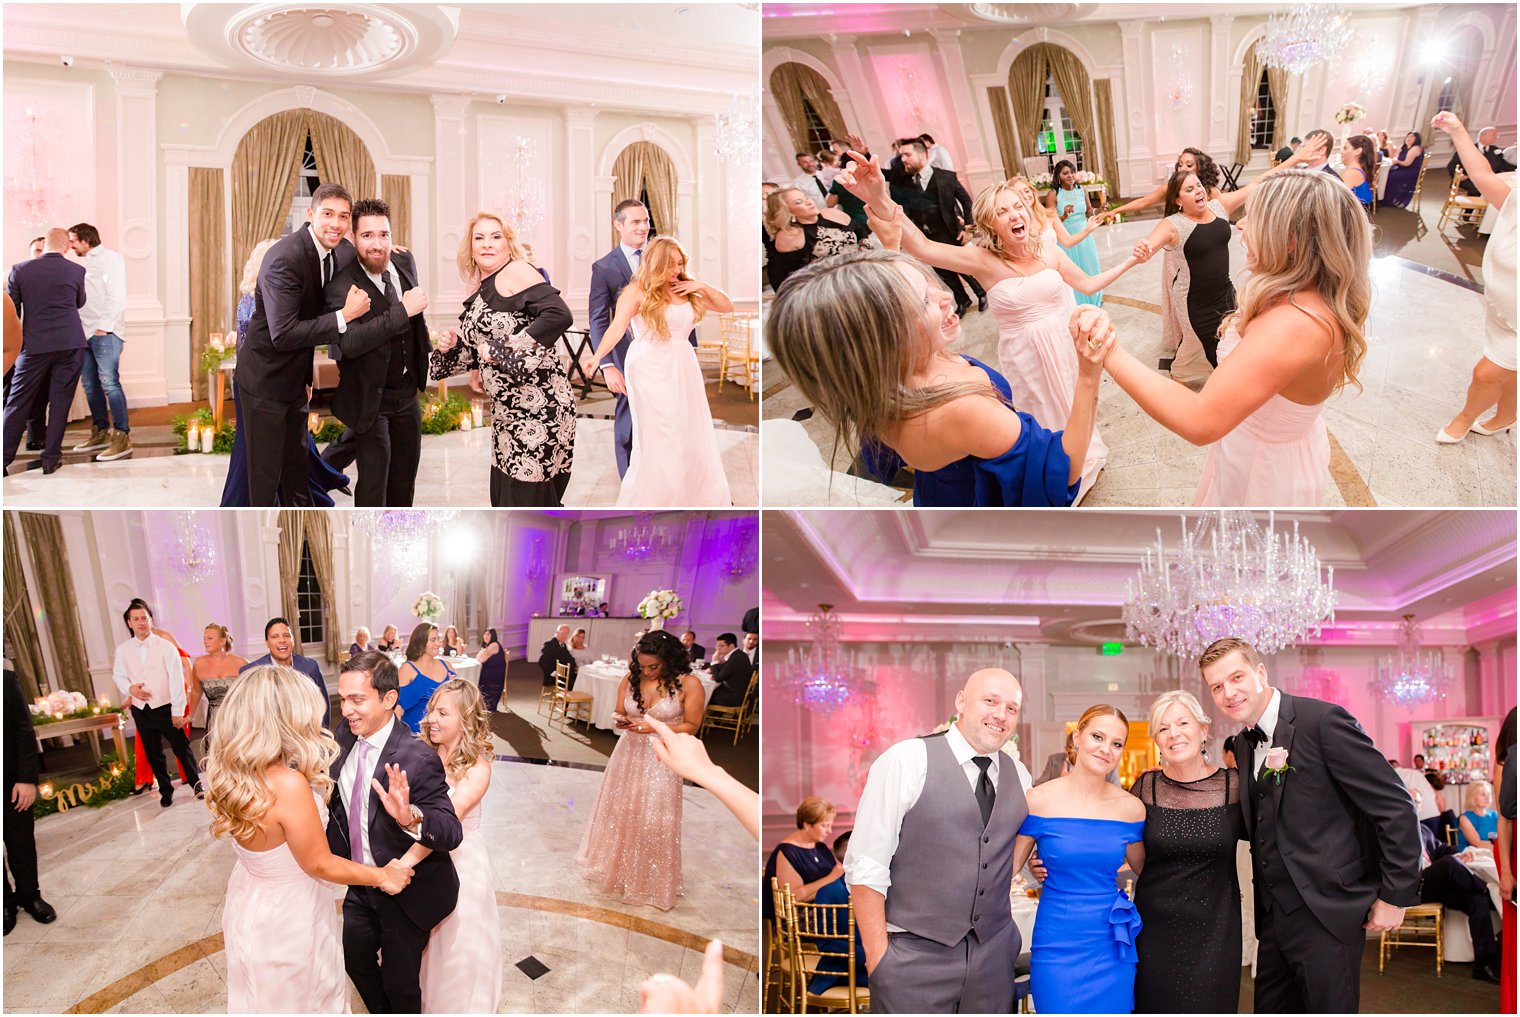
[573,661,719,732]
[385,652,481,688]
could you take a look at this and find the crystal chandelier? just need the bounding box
[612,513,673,563]
[715,90,760,166]
[353,510,458,585]
[6,108,54,232]
[1123,511,1337,660]
[496,136,545,240]
[170,514,217,586]
[1257,4,1354,76]
[1372,615,1454,709]
[1166,45,1194,111]
[781,604,872,714]
[721,518,757,580]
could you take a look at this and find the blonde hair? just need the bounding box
[1005,176,1057,232]
[420,679,494,782]
[1198,637,1263,673]
[239,239,278,296]
[203,665,338,843]
[1076,703,1130,735]
[764,188,805,237]
[1225,170,1369,393]
[795,795,836,829]
[767,248,1009,464]
[204,623,233,653]
[1148,691,1212,757]
[1468,779,1494,805]
[632,237,706,339]
[968,181,1044,261]
[456,212,530,287]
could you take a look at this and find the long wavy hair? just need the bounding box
[968,182,1044,262]
[421,679,494,782]
[1225,170,1370,394]
[764,187,805,236]
[627,629,689,715]
[456,211,529,287]
[1343,135,1376,179]
[631,236,706,340]
[1177,148,1221,192]
[239,239,277,297]
[203,665,338,843]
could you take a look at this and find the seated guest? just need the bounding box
[808,829,869,995]
[537,624,577,688]
[396,622,453,735]
[1397,763,1439,834]
[1275,136,1301,164]
[349,626,371,657]
[1383,131,1426,208]
[743,630,759,668]
[596,601,610,617]
[1414,752,1427,770]
[1448,126,1518,195]
[1297,129,1344,179]
[707,633,752,709]
[441,624,467,657]
[1461,779,1500,847]
[568,628,593,668]
[239,618,329,729]
[375,624,400,653]
[680,630,706,665]
[5,662,55,933]
[763,796,841,922]
[1418,814,1501,982]
[1425,769,1461,844]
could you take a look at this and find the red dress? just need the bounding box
[1501,835,1516,1013]
[132,647,194,787]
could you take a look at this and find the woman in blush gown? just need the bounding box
[204,665,411,1014]
[1012,705,1146,1014]
[584,237,734,507]
[1095,170,1371,506]
[403,679,501,1014]
[576,630,706,910]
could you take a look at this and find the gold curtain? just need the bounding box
[768,63,846,152]
[1236,42,1264,165]
[1008,45,1050,167]
[381,174,412,248]
[188,167,226,402]
[987,86,1020,180]
[789,64,847,141]
[1045,46,1096,173]
[276,510,303,637]
[16,513,90,697]
[1265,65,1288,154]
[308,109,377,199]
[3,514,46,701]
[768,65,811,154]
[612,141,679,239]
[230,109,306,303]
[299,512,343,665]
[1093,79,1123,198]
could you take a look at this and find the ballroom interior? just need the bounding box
[3,508,759,1013]
[758,2,1518,508]
[761,508,1515,1010]
[2,2,762,506]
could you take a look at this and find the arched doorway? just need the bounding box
[610,140,679,240]
[768,61,847,154]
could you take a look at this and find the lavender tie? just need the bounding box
[348,739,371,863]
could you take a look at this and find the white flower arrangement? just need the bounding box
[1033,171,1106,190]
[638,589,683,620]
[412,591,444,622]
[1334,102,1366,125]
[32,691,87,717]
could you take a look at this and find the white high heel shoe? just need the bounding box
[1471,420,1514,436]
[1435,426,1466,444]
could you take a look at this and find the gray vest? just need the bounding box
[884,731,1028,947]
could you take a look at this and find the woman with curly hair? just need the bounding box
[1103,147,1226,221]
[582,236,735,507]
[205,665,411,1013]
[575,629,706,909]
[400,679,502,1012]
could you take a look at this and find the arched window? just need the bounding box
[769,62,847,156]
[1249,69,1277,150]
[1039,70,1084,170]
[611,141,679,239]
[284,131,323,235]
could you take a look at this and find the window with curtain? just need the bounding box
[283,132,323,236]
[801,98,834,151]
[639,184,658,237]
[296,539,326,648]
[1038,71,1084,170]
[1249,70,1277,150]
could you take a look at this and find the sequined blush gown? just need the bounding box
[575,690,686,910]
[419,775,502,1013]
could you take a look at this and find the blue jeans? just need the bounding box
[81,332,128,433]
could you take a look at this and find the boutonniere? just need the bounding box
[1263,746,1294,784]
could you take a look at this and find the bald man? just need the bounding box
[845,668,1033,1013]
[3,228,86,476]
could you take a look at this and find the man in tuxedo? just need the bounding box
[1298,130,1345,181]
[885,139,986,317]
[680,630,706,664]
[328,651,461,1014]
[111,599,202,807]
[240,618,330,729]
[1414,795,1501,982]
[1206,637,1420,1012]
[322,198,430,506]
[537,624,577,688]
[1448,125,1517,195]
[743,630,758,669]
[236,183,369,505]
[2,229,86,476]
[706,633,751,709]
[4,662,55,934]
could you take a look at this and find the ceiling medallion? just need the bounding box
[182,4,460,79]
[965,4,1095,26]
[241,8,404,73]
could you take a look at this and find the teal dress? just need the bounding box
[397,659,454,733]
[1054,186,1103,306]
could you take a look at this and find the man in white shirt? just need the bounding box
[111,598,201,807]
[790,152,832,204]
[67,223,131,462]
[918,133,955,171]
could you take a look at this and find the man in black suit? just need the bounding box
[1415,805,1501,982]
[328,651,461,1013]
[885,139,986,317]
[4,664,55,934]
[1274,137,1301,164]
[706,633,752,709]
[537,624,577,688]
[1206,637,1420,1013]
[1448,125,1517,195]
[680,630,706,664]
[322,198,430,506]
[2,229,86,475]
[1298,130,1344,181]
[236,183,369,505]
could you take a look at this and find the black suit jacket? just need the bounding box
[238,224,357,403]
[325,720,461,930]
[686,644,707,665]
[324,250,430,433]
[886,165,973,241]
[6,254,86,354]
[707,649,752,708]
[1232,691,1421,943]
[537,638,577,684]
[4,668,39,790]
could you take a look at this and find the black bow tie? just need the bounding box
[1242,726,1268,747]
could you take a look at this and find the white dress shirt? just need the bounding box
[111,633,185,716]
[1396,766,1437,820]
[929,144,955,171]
[791,171,832,201]
[619,242,644,278]
[915,165,935,191]
[1251,687,1282,776]
[336,716,420,865]
[77,245,127,336]
[845,723,1033,908]
[309,228,347,334]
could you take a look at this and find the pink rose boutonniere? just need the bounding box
[1263,746,1293,784]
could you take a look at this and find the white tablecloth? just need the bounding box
[386,653,479,687]
[573,662,717,731]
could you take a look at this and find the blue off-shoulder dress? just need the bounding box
[1020,814,1145,1014]
[863,357,1080,507]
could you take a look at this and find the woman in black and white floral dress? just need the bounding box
[432,212,576,506]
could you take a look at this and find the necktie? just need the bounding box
[347,738,371,862]
[381,269,396,304]
[918,173,928,193]
[631,247,641,274]
[321,252,332,288]
[816,176,828,198]
[972,756,995,828]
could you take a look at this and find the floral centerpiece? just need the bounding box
[638,589,683,630]
[199,332,234,374]
[412,591,444,623]
[1032,170,1106,191]
[1333,102,1367,125]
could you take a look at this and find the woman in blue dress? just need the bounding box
[1046,160,1106,306]
[1460,779,1501,848]
[1382,131,1425,208]
[395,622,455,734]
[1340,136,1377,209]
[766,247,1114,507]
[1012,704,1146,1014]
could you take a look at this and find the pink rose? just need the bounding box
[1265,746,1289,771]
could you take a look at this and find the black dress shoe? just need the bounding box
[955,301,971,319]
[4,905,15,935]
[41,462,60,476]
[977,294,989,313]
[24,439,43,451]
[193,782,206,800]
[160,793,173,808]
[21,897,55,924]
[1473,961,1501,983]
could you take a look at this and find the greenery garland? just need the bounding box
[32,753,137,818]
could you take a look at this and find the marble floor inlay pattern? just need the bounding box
[3,758,758,1014]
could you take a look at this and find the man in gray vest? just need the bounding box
[844,668,1030,1013]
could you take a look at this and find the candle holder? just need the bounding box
[471,399,485,427]
[308,412,321,434]
[199,425,215,452]
[186,426,201,451]
[459,414,473,431]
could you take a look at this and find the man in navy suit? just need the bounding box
[3,229,87,475]
[587,200,695,477]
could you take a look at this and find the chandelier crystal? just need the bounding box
[1257,4,1354,76]
[495,136,545,241]
[170,514,217,586]
[1123,511,1337,660]
[715,90,760,166]
[782,604,872,714]
[612,513,674,564]
[1372,615,1453,709]
[6,108,54,232]
[353,510,459,585]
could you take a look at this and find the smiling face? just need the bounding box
[471,217,510,276]
[202,627,223,655]
[338,668,397,739]
[307,196,352,251]
[1075,714,1128,776]
[954,668,1023,755]
[1203,649,1272,725]
[896,262,960,361]
[1154,700,1206,766]
[614,205,650,249]
[265,622,294,664]
[795,153,818,174]
[354,213,392,274]
[425,627,442,656]
[1011,179,1039,214]
[1176,151,1198,174]
[423,688,462,748]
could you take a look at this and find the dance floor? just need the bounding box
[2,758,759,1014]
[764,217,1515,507]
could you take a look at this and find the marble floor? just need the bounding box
[2,758,759,1014]
[0,417,759,509]
[762,218,1516,507]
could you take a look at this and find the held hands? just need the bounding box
[371,763,415,829]
[1132,238,1155,263]
[341,285,371,322]
[401,287,428,317]
[1363,898,1406,933]
[1069,305,1117,373]
[377,858,413,895]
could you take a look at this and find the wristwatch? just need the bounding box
[403,804,423,831]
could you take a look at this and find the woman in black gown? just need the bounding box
[476,627,506,712]
[1131,690,1244,1013]
[762,795,842,921]
[762,187,862,291]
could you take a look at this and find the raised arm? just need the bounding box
[1433,112,1512,209]
[1060,307,1114,481]
[839,151,996,280]
[1055,246,1143,295]
[1103,181,1168,222]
